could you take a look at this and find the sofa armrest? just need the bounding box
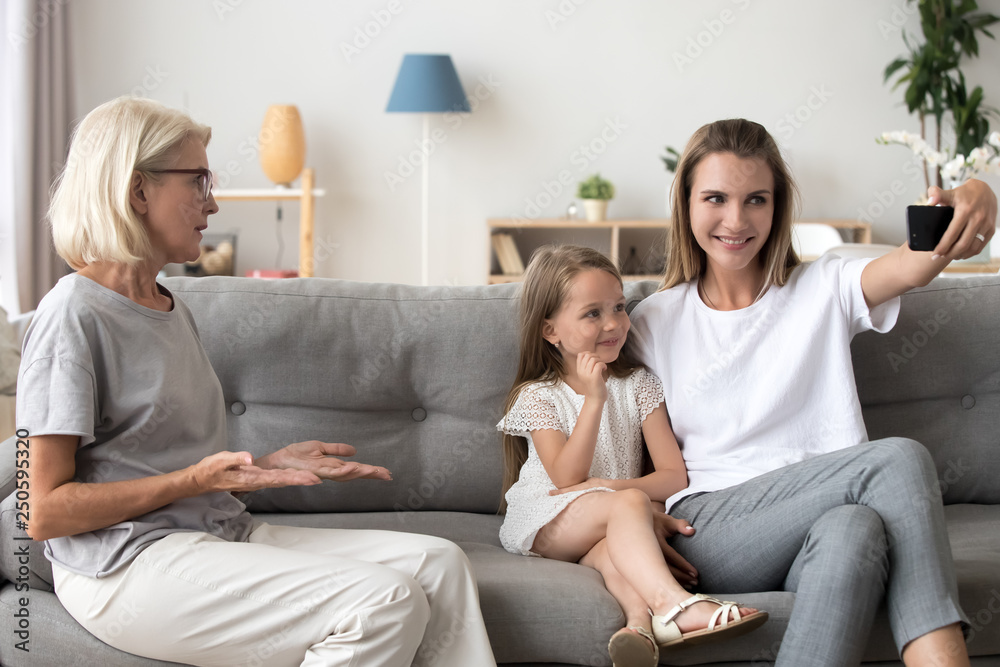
[0,308,25,397]
[0,435,16,502]
[0,435,18,587]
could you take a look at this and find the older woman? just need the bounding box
[19,96,496,667]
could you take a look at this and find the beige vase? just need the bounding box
[583,199,609,222]
[259,105,306,186]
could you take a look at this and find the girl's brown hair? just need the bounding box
[499,245,641,512]
[661,118,801,295]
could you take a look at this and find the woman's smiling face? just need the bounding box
[688,152,775,276]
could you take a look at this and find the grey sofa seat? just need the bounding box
[1,274,998,667]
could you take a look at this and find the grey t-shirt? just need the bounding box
[17,274,254,577]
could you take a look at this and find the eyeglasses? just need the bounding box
[148,168,214,201]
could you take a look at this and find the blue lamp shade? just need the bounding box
[386,54,470,113]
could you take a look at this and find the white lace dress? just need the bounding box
[497,369,665,556]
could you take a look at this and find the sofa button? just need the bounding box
[961,395,976,410]
[231,401,247,415]
[411,408,427,422]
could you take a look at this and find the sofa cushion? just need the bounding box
[3,504,998,664]
[251,509,505,548]
[945,503,1000,656]
[851,278,1000,505]
[256,506,1000,663]
[162,277,520,516]
[0,584,178,667]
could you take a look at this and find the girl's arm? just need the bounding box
[532,353,607,488]
[612,403,687,501]
[27,434,322,541]
[548,403,688,502]
[861,180,997,308]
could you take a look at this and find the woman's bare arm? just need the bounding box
[26,434,320,541]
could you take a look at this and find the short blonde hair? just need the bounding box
[661,119,800,295]
[48,96,212,270]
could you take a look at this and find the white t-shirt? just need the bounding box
[629,255,900,511]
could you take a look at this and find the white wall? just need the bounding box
[69,0,1000,284]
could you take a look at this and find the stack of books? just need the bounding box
[491,233,525,275]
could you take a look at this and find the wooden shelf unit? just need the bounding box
[212,168,326,277]
[488,218,670,284]
[487,218,875,284]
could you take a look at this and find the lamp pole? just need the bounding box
[385,54,470,287]
[421,113,430,286]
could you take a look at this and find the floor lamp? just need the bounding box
[386,54,471,286]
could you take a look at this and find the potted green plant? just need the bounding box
[879,0,999,192]
[577,173,616,222]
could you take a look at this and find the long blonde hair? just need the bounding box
[661,118,801,294]
[499,245,641,513]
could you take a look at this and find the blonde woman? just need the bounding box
[19,96,496,667]
[498,245,767,667]
[628,118,997,667]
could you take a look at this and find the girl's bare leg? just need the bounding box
[581,538,654,636]
[533,489,758,633]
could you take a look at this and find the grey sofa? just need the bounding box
[1,273,999,667]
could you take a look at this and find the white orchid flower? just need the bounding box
[969,147,991,168]
[940,156,967,183]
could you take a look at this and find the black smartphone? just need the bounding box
[906,205,954,251]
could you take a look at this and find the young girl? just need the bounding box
[497,245,768,667]
[628,118,997,666]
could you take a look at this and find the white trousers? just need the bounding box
[52,522,497,667]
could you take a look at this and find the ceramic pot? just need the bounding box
[583,199,609,223]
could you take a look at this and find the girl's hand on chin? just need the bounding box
[576,352,608,402]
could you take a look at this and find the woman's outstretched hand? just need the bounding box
[188,450,323,494]
[929,179,998,260]
[255,440,393,483]
[189,442,392,495]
